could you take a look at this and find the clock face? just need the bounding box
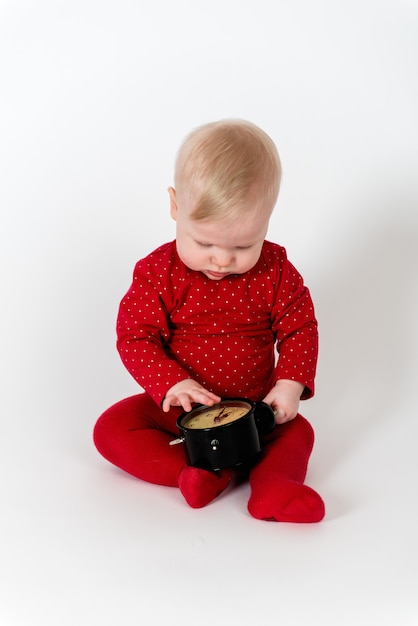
[180,400,252,430]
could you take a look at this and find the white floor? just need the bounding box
[2,383,418,626]
[1,1,418,624]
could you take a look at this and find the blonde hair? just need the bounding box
[174,119,282,221]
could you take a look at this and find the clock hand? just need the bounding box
[214,407,229,425]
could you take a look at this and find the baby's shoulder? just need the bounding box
[143,240,176,262]
[261,240,288,267]
[134,241,177,275]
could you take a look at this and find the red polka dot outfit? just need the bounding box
[94,239,325,522]
[117,240,318,407]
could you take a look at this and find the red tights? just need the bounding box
[93,393,325,523]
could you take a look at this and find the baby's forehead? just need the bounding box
[188,212,268,246]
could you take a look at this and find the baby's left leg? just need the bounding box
[247,414,325,523]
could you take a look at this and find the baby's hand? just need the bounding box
[263,379,305,424]
[162,379,221,413]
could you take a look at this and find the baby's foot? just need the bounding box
[178,465,231,508]
[248,477,325,523]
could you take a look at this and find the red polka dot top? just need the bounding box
[117,240,318,406]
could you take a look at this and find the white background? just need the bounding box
[1,1,417,624]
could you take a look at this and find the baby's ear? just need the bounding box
[168,187,178,220]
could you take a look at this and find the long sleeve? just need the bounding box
[116,253,191,406]
[270,252,318,399]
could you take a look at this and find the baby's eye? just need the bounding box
[196,241,212,248]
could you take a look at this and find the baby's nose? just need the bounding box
[211,249,234,267]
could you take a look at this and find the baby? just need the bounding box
[93,119,325,523]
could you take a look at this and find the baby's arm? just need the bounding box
[162,380,221,413]
[264,249,318,423]
[116,259,194,407]
[270,249,318,407]
[263,379,304,424]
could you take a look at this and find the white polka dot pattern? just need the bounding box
[116,241,318,406]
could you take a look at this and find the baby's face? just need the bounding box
[169,188,271,280]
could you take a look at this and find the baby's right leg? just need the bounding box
[93,393,185,486]
[93,393,230,506]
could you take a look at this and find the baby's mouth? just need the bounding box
[205,270,229,279]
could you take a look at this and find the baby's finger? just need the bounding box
[193,390,221,406]
[204,392,222,405]
[273,407,287,424]
[162,395,177,412]
[176,393,193,412]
